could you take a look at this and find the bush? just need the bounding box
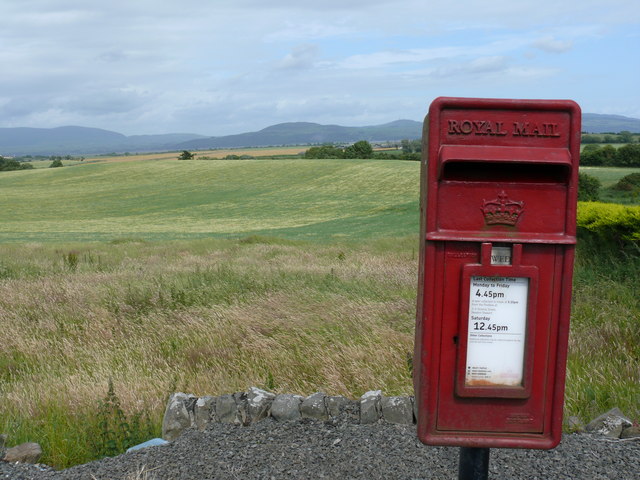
[0,157,34,171]
[616,144,640,167]
[305,141,375,159]
[49,159,64,168]
[577,202,640,248]
[581,134,601,144]
[613,173,640,192]
[92,380,156,459]
[343,140,374,159]
[578,173,601,201]
[304,145,344,159]
[580,143,640,167]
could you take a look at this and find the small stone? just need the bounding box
[620,426,640,439]
[126,438,169,453]
[3,442,42,464]
[301,392,328,420]
[325,396,350,417]
[247,387,276,423]
[381,395,414,425]
[271,394,303,421]
[233,392,249,426]
[585,408,633,438]
[194,396,216,430]
[216,394,238,424]
[162,393,196,441]
[360,390,382,424]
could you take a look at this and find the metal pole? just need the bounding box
[458,447,490,480]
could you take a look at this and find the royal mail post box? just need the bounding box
[414,97,581,449]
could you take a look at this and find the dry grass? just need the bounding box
[0,237,416,467]
[1,236,637,468]
[85,146,307,163]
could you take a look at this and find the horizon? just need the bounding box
[1,112,640,139]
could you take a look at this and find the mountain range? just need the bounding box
[1,113,639,156]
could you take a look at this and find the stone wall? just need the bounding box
[162,388,640,444]
[162,388,416,441]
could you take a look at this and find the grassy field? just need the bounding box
[0,158,419,243]
[0,156,638,468]
[580,166,640,188]
[0,237,419,467]
[2,157,637,245]
[581,166,640,204]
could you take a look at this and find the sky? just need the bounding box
[0,0,639,136]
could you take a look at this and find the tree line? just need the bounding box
[581,131,637,144]
[0,155,70,171]
[304,140,420,160]
[580,143,640,167]
[0,156,34,171]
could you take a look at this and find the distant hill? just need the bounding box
[581,114,640,133]
[177,114,640,150]
[176,120,423,150]
[1,113,638,156]
[0,126,206,156]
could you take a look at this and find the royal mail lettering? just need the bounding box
[512,122,560,137]
[448,119,561,138]
[448,119,507,136]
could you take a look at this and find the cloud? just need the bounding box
[60,88,152,116]
[431,56,509,78]
[532,36,574,53]
[0,0,637,135]
[277,44,320,70]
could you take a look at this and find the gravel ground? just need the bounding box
[2,416,639,480]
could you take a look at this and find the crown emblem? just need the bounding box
[481,191,524,226]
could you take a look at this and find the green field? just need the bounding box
[0,159,419,243]
[580,166,640,188]
[1,158,638,244]
[0,157,638,469]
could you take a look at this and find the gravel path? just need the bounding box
[2,416,639,479]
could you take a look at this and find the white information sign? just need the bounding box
[465,276,529,387]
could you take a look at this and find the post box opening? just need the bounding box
[441,161,570,183]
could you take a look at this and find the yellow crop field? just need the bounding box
[85,146,307,163]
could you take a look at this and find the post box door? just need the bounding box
[433,241,562,434]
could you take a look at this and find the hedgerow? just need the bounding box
[577,202,640,248]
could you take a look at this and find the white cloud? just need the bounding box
[277,44,321,70]
[532,36,574,53]
[0,0,637,134]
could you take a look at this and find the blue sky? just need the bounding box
[0,0,638,135]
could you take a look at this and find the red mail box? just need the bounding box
[413,97,581,449]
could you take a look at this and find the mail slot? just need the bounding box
[413,97,581,449]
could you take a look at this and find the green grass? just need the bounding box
[0,237,418,468]
[0,160,637,246]
[580,166,640,188]
[579,166,640,204]
[567,244,640,424]
[0,158,638,468]
[0,236,637,469]
[0,158,419,243]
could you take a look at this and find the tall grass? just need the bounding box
[566,241,640,425]
[0,236,637,468]
[0,237,417,468]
